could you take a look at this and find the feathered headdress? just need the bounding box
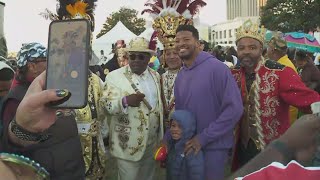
[40,0,98,31]
[142,0,206,50]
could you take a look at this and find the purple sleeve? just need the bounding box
[197,66,243,147]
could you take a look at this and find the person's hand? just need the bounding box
[185,136,202,156]
[15,71,70,133]
[278,114,320,163]
[126,93,145,107]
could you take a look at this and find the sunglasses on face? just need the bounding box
[129,53,150,61]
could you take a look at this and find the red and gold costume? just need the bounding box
[231,20,320,170]
[232,60,320,150]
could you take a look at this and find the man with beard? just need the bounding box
[173,24,243,180]
[231,20,320,170]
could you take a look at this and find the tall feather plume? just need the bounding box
[141,9,157,15]
[176,0,206,16]
[39,8,59,21]
[176,0,190,14]
[187,0,206,15]
[142,0,175,15]
[142,1,161,15]
[56,0,75,19]
[56,0,97,19]
[148,31,158,51]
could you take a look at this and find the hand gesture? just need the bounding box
[126,93,145,107]
[185,136,202,156]
[15,72,70,133]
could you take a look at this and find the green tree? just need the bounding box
[96,7,146,39]
[260,0,320,33]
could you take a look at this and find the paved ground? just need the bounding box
[104,151,232,180]
[104,154,166,180]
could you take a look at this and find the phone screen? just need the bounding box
[46,19,90,108]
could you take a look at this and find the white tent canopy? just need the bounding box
[92,21,137,58]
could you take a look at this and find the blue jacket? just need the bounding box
[166,110,204,180]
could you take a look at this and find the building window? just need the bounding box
[229,29,232,38]
[219,31,222,39]
[224,30,226,38]
[216,32,218,39]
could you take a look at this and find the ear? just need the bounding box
[196,40,201,47]
[27,62,36,73]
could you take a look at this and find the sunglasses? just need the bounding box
[129,53,150,61]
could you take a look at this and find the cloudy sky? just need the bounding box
[2,0,227,52]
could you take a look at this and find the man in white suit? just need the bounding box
[101,37,163,180]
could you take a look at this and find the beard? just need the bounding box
[240,55,260,68]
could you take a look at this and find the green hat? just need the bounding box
[268,31,287,50]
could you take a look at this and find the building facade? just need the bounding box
[227,0,267,20]
[0,1,4,37]
[212,16,260,47]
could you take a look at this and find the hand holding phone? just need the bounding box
[46,19,90,108]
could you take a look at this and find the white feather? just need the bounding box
[182,10,192,19]
[162,0,167,8]
[174,0,182,10]
[159,7,180,17]
[193,15,201,27]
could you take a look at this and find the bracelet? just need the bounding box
[122,96,128,108]
[0,153,50,179]
[10,117,51,142]
[270,140,295,163]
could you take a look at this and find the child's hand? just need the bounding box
[185,136,202,156]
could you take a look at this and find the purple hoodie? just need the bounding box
[174,51,243,150]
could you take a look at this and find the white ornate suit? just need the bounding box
[101,65,164,162]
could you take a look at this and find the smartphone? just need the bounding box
[46,19,90,108]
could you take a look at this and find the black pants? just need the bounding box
[238,139,261,167]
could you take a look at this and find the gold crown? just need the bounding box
[153,14,191,50]
[236,20,266,44]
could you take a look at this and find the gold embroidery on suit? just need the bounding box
[265,119,280,140]
[75,74,106,180]
[260,71,279,94]
[116,115,131,150]
[262,96,280,117]
[129,136,144,155]
[162,70,178,108]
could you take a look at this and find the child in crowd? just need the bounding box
[166,110,204,180]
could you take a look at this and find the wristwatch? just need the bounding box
[10,118,51,142]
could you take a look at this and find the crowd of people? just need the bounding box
[1,0,320,180]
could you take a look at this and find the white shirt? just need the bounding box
[131,68,158,109]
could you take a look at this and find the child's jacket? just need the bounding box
[166,110,204,180]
